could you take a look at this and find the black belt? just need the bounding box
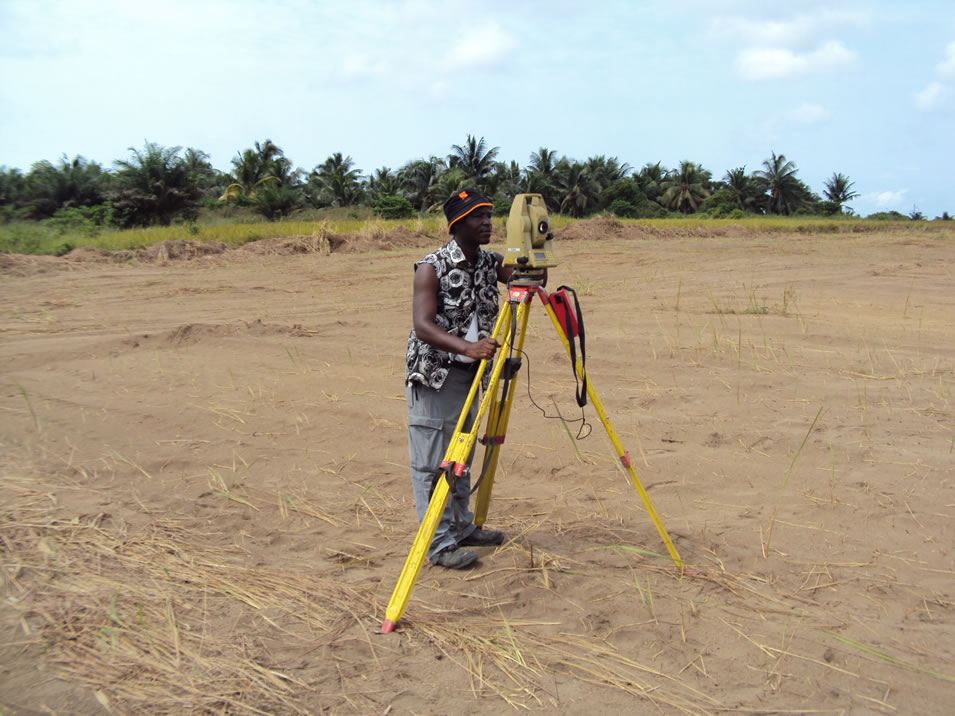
[447,360,479,373]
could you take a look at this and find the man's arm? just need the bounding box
[413,263,499,360]
[493,251,514,285]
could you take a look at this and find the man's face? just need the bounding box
[455,207,493,245]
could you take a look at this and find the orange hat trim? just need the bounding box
[447,202,493,230]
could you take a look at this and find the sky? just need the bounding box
[1,0,953,217]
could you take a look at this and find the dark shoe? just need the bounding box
[432,547,479,569]
[459,528,505,547]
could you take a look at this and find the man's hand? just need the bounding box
[463,337,500,361]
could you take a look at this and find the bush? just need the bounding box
[0,222,47,254]
[373,195,414,220]
[866,211,907,221]
[599,179,668,218]
[492,198,512,217]
[698,190,741,218]
[815,200,843,216]
[607,199,638,218]
[45,203,115,237]
[634,201,669,219]
[0,203,30,224]
[599,179,646,210]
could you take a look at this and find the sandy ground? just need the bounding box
[1,220,953,715]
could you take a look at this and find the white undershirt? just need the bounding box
[450,312,479,363]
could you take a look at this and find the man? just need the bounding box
[404,188,511,569]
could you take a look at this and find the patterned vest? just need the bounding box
[405,239,500,389]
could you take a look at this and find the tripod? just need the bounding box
[379,278,684,633]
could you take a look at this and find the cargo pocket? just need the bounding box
[408,414,446,473]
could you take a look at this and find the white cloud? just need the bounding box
[445,23,518,70]
[711,10,868,49]
[712,9,864,82]
[912,42,955,111]
[937,41,955,77]
[786,103,831,124]
[866,190,908,209]
[915,81,947,110]
[737,48,805,80]
[737,41,856,80]
[340,54,376,81]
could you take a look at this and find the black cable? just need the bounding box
[517,346,592,440]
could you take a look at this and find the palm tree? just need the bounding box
[753,152,801,215]
[585,155,632,192]
[220,139,290,202]
[111,142,200,226]
[253,182,305,221]
[528,147,559,178]
[822,172,859,211]
[636,162,667,204]
[723,167,758,211]
[225,139,282,201]
[182,148,223,198]
[365,167,403,204]
[399,157,447,212]
[309,153,363,207]
[485,160,521,201]
[659,161,711,214]
[555,160,600,217]
[428,168,469,212]
[524,147,563,210]
[448,135,499,190]
[0,166,25,209]
[520,170,556,206]
[24,155,106,218]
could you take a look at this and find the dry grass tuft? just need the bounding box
[1,477,380,714]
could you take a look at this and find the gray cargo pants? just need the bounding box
[406,367,479,561]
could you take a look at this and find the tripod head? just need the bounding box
[503,194,558,283]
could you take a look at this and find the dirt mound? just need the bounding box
[0,253,68,276]
[138,239,229,262]
[62,245,135,263]
[557,217,764,242]
[380,225,436,249]
[237,233,344,256]
[235,225,435,257]
[0,245,141,275]
[330,225,436,254]
[556,215,626,241]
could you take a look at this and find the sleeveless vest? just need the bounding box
[405,239,499,390]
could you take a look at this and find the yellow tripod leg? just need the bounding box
[379,477,451,633]
[473,294,532,525]
[541,297,684,572]
[380,300,522,633]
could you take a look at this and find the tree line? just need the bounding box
[0,135,947,230]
